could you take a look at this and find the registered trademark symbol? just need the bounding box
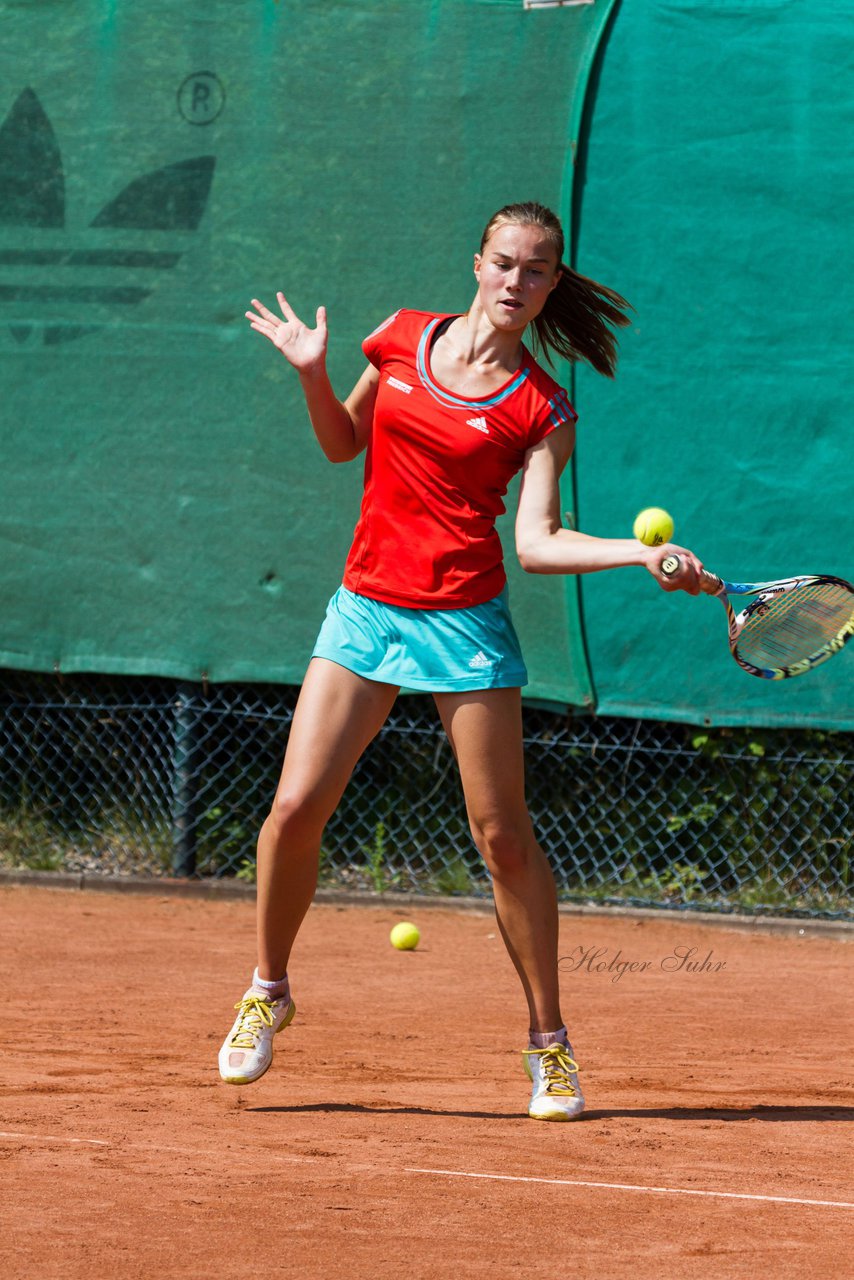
[177,72,225,126]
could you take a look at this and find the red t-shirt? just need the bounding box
[342,309,577,608]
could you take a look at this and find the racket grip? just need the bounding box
[661,554,722,595]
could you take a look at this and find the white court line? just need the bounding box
[5,1130,850,1211]
[0,1130,109,1147]
[405,1167,854,1211]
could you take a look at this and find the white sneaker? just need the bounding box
[522,1041,585,1121]
[218,989,296,1085]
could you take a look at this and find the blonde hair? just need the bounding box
[479,201,631,377]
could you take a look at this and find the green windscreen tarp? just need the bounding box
[0,0,616,710]
[573,0,854,729]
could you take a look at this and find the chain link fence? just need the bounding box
[0,668,851,918]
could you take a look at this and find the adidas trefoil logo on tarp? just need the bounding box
[468,650,495,670]
[466,416,489,434]
[0,88,216,346]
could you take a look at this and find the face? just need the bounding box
[473,222,562,333]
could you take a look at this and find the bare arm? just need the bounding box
[246,292,378,463]
[299,361,379,463]
[515,426,705,592]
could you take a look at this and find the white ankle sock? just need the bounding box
[529,1026,568,1049]
[251,968,290,1001]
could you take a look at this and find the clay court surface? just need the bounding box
[2,884,852,1278]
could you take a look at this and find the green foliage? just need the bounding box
[691,728,767,760]
[639,861,708,902]
[235,858,257,884]
[429,853,482,897]
[358,821,403,893]
[0,781,61,871]
[194,806,256,877]
[666,802,719,834]
[0,808,63,872]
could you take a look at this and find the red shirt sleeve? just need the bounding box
[362,310,403,369]
[525,378,577,452]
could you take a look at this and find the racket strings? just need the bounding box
[736,582,854,666]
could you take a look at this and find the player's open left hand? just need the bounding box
[246,292,328,373]
[645,545,704,595]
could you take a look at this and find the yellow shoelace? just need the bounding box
[533,1045,580,1097]
[229,995,276,1049]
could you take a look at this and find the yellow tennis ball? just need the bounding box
[633,506,675,547]
[390,921,420,951]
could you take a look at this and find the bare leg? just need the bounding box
[256,658,399,979]
[433,688,562,1033]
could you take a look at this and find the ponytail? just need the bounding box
[533,265,632,379]
[479,201,632,378]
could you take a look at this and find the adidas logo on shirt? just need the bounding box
[387,375,412,394]
[468,650,495,670]
[466,416,489,434]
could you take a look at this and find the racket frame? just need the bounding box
[660,555,854,680]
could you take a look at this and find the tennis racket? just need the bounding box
[661,555,854,680]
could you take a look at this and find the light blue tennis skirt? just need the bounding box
[311,585,528,692]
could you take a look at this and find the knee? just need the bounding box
[471,819,535,879]
[266,786,325,844]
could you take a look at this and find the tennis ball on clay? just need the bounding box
[390,921,420,951]
[633,506,675,547]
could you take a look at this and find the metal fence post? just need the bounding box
[171,683,201,877]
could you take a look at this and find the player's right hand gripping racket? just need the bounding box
[661,556,854,680]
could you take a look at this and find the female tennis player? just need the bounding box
[218,201,704,1120]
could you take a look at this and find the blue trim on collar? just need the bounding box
[416,318,530,410]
